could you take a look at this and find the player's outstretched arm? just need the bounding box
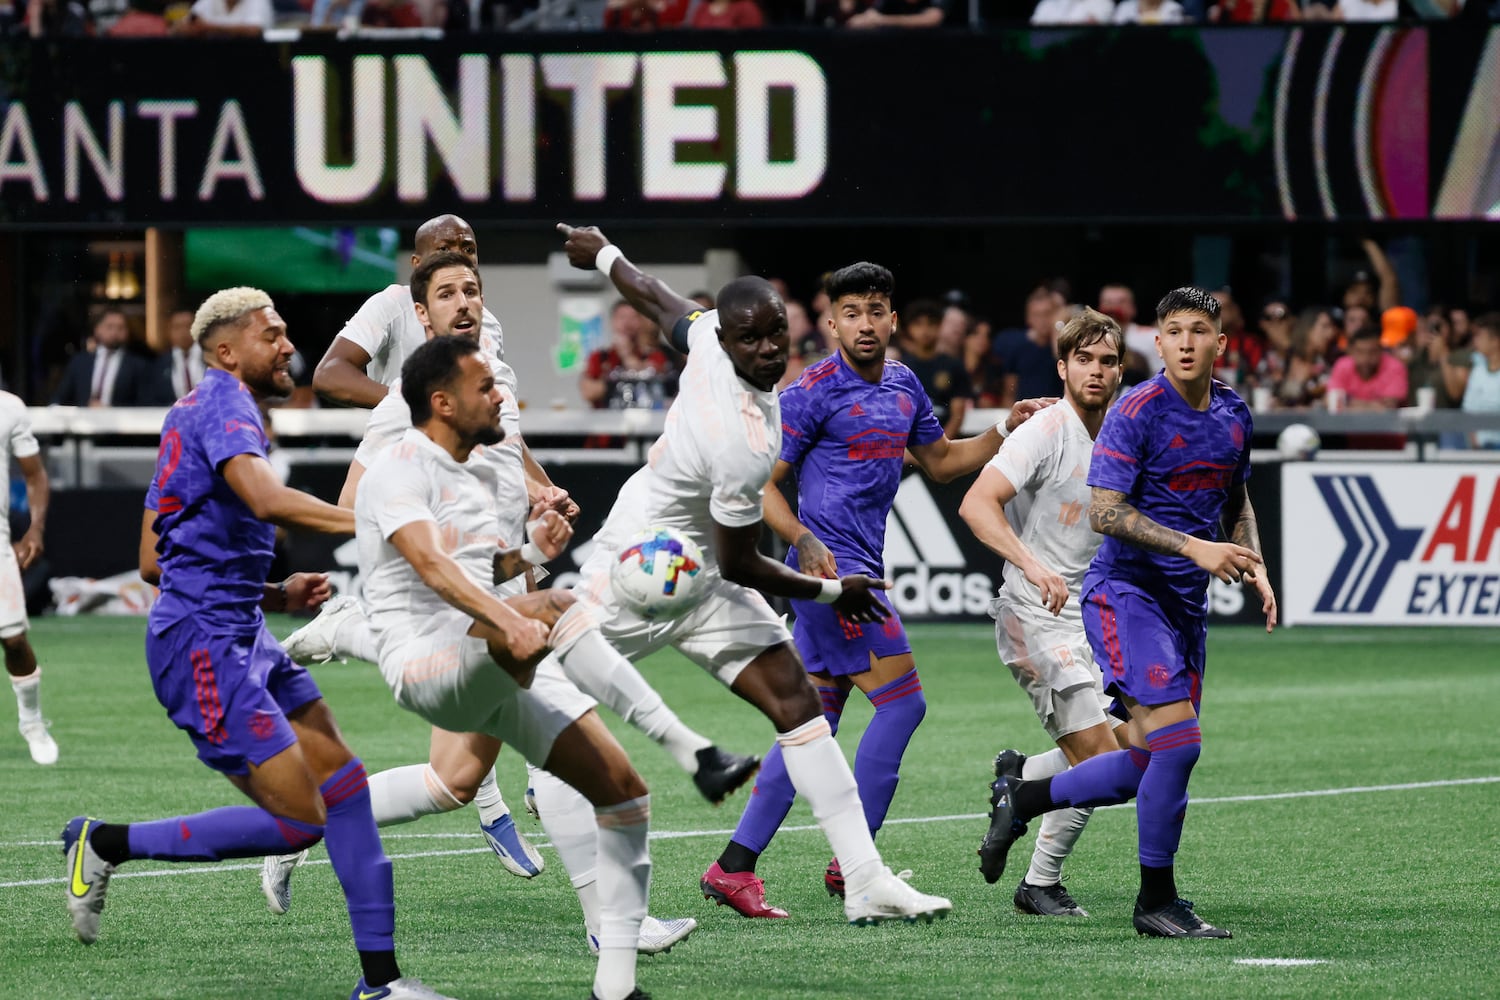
[1089,486,1262,586]
[761,460,838,579]
[312,337,387,409]
[908,396,1055,483]
[222,454,355,535]
[959,465,1069,616]
[556,223,700,350]
[714,519,887,623]
[1221,482,1277,631]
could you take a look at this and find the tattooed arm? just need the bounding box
[1088,487,1262,586]
[1220,482,1277,631]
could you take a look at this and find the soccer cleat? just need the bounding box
[587,915,699,956]
[1133,897,1232,938]
[1014,880,1089,917]
[62,816,115,944]
[479,813,545,878]
[261,849,309,915]
[978,775,1028,885]
[700,862,789,919]
[21,719,58,765]
[844,866,952,926]
[691,746,760,805]
[824,856,844,898]
[349,976,457,999]
[282,594,362,665]
[587,989,650,1000]
[993,748,1027,782]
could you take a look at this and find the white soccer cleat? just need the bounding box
[261,849,308,915]
[586,915,699,956]
[349,976,459,999]
[844,867,952,927]
[62,816,114,945]
[21,719,58,765]
[479,813,545,878]
[282,595,362,665]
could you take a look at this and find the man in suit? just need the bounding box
[156,309,206,401]
[52,308,171,407]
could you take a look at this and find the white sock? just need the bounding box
[368,764,463,827]
[552,616,710,774]
[11,669,40,724]
[472,768,510,826]
[777,717,881,892]
[1022,747,1088,885]
[335,613,381,663]
[528,762,599,890]
[592,795,650,1000]
[1022,747,1071,780]
[1026,806,1093,886]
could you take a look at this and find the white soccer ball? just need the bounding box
[609,526,707,621]
[1277,422,1321,460]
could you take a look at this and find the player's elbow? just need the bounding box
[311,357,349,399]
[139,562,160,587]
[957,492,984,528]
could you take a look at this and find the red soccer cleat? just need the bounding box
[700,862,790,919]
[824,857,845,898]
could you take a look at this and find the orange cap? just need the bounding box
[1381,306,1417,348]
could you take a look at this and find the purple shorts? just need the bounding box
[1082,580,1205,712]
[145,619,322,776]
[790,591,910,678]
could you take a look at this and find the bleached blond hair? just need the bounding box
[192,287,274,347]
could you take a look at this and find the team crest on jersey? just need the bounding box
[1230,422,1245,450]
[897,393,913,416]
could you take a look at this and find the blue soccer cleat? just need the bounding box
[480,812,545,878]
[62,816,115,945]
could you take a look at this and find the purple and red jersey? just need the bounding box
[1083,372,1254,613]
[146,368,275,638]
[778,352,944,577]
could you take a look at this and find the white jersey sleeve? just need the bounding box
[357,439,437,542]
[354,381,414,469]
[0,392,39,462]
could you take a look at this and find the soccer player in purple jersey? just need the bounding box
[979,287,1276,939]
[701,262,1046,917]
[61,288,454,1000]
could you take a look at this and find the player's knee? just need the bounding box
[275,813,325,850]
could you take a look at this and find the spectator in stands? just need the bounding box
[1343,303,1373,343]
[179,0,272,32]
[105,0,168,33]
[1406,306,1471,410]
[51,308,170,408]
[1340,239,1402,313]
[156,309,205,401]
[1098,283,1158,384]
[1209,0,1299,20]
[779,298,822,389]
[1113,0,1185,20]
[1379,305,1417,359]
[1462,314,1500,449]
[1273,307,1338,409]
[898,298,971,438]
[579,300,679,410]
[307,0,364,28]
[844,0,943,27]
[690,0,763,26]
[990,286,1063,407]
[1211,287,1264,388]
[603,0,687,28]
[21,0,92,34]
[1255,299,1294,389]
[1326,327,1408,410]
[1030,0,1111,19]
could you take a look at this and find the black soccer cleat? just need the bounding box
[1133,897,1232,938]
[1014,880,1089,917]
[993,749,1027,782]
[978,774,1027,885]
[692,746,760,805]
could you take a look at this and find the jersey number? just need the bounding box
[155,429,184,514]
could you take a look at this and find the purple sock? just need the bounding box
[726,684,846,857]
[854,671,926,835]
[1048,745,1151,810]
[320,759,395,953]
[126,806,322,862]
[1138,719,1201,867]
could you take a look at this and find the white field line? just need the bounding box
[2,775,1495,890]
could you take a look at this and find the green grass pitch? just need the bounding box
[2,619,1497,999]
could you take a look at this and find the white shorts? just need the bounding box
[0,545,27,639]
[380,608,596,766]
[575,551,791,688]
[991,595,1114,742]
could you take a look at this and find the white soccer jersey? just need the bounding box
[988,400,1100,623]
[337,283,505,387]
[357,428,509,659]
[0,392,40,545]
[635,310,779,576]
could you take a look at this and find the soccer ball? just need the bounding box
[610,526,706,621]
[1277,423,1321,460]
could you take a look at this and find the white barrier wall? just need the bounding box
[1283,463,1500,625]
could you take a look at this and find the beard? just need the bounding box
[472,423,505,447]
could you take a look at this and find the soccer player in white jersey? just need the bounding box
[552,222,952,926]
[957,307,1128,916]
[0,390,54,765]
[272,253,718,955]
[356,333,653,1000]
